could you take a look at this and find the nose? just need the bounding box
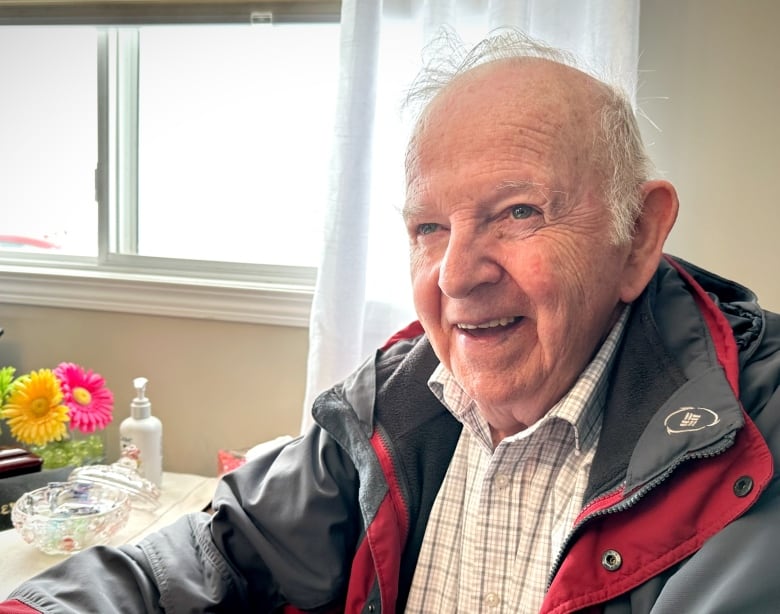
[438,228,503,298]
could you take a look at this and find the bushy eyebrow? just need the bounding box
[494,180,568,217]
[495,179,538,193]
[401,201,427,224]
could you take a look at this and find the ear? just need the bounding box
[619,179,679,303]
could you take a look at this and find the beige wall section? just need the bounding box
[0,304,308,477]
[638,0,780,311]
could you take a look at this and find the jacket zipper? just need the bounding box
[546,433,736,588]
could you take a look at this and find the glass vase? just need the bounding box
[31,432,105,470]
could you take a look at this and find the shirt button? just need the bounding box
[484,592,501,607]
[494,474,510,489]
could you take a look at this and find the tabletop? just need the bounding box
[0,471,220,600]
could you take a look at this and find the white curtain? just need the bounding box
[302,0,640,430]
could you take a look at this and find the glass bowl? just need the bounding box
[68,445,160,511]
[12,481,131,555]
[68,449,160,511]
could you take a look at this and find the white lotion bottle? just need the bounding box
[120,377,163,487]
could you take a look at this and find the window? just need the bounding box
[1,26,97,257]
[0,2,341,326]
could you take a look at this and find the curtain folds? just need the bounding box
[302,0,640,430]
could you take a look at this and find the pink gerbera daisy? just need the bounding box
[54,362,114,433]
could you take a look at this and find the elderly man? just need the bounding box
[4,29,780,614]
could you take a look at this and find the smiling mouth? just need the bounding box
[456,316,520,331]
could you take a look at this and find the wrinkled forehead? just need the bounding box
[405,57,606,177]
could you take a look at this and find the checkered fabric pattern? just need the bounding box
[405,307,629,613]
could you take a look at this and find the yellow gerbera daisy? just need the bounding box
[1,369,69,446]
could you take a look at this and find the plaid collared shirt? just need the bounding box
[405,307,630,613]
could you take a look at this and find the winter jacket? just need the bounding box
[4,254,780,613]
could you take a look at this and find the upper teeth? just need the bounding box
[457,317,516,330]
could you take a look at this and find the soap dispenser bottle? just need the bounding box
[120,377,163,487]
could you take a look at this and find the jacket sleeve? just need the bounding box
[6,424,361,613]
[8,513,227,613]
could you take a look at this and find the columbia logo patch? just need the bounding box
[664,407,721,434]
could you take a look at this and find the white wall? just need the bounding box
[638,0,780,310]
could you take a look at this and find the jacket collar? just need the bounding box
[585,256,755,501]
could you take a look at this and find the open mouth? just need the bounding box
[456,316,522,333]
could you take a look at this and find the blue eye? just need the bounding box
[418,223,440,235]
[511,205,535,220]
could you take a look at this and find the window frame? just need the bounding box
[0,1,341,26]
[0,1,340,327]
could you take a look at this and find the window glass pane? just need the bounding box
[0,27,97,256]
[136,23,339,266]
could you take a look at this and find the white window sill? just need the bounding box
[0,265,313,327]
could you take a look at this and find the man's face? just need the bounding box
[404,60,636,437]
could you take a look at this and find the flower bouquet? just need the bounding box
[0,363,114,469]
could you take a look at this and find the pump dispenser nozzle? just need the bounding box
[130,377,151,419]
[133,377,148,400]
